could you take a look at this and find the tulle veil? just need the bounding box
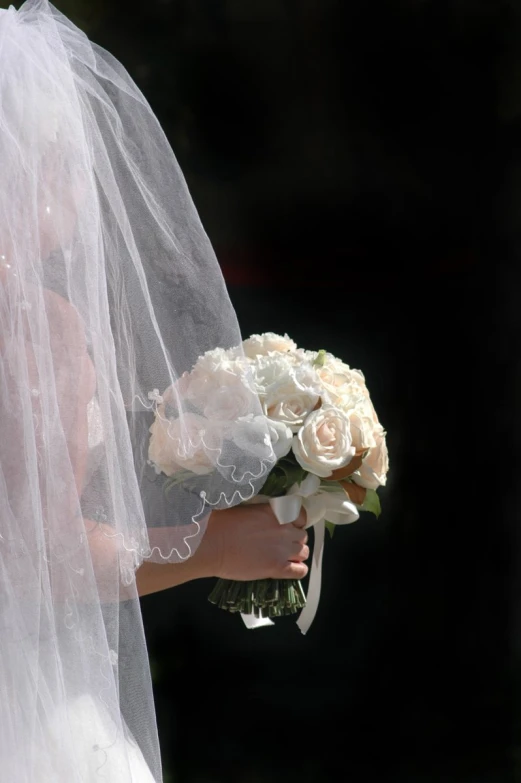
[0,2,273,778]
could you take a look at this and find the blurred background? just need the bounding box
[7,0,521,781]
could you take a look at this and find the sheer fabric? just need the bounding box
[0,2,274,779]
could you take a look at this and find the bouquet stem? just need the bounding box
[208,578,307,618]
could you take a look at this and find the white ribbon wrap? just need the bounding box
[241,474,359,634]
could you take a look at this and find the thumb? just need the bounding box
[269,495,303,525]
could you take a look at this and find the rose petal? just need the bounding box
[341,482,366,505]
[325,448,367,481]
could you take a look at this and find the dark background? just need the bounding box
[17,1,521,780]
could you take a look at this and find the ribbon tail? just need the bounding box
[297,518,325,635]
[241,612,274,629]
[239,497,300,629]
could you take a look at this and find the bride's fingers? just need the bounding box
[289,526,308,545]
[281,560,309,579]
[291,507,307,529]
[289,543,310,563]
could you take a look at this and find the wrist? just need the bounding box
[190,510,224,579]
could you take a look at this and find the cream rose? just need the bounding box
[292,405,356,478]
[148,412,217,476]
[347,388,381,431]
[315,368,378,451]
[329,370,381,438]
[148,408,182,477]
[352,426,388,489]
[175,368,218,409]
[347,407,377,451]
[316,354,369,405]
[264,365,321,432]
[242,332,297,359]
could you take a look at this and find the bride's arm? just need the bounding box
[83,503,308,600]
[136,504,309,597]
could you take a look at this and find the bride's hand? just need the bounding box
[136,504,309,598]
[202,504,309,582]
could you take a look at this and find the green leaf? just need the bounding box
[325,520,336,539]
[260,457,308,498]
[259,468,288,498]
[278,458,308,488]
[319,479,344,493]
[360,488,382,518]
[313,349,327,368]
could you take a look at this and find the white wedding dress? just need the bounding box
[2,400,157,783]
[46,401,156,782]
[23,694,156,783]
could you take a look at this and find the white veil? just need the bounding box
[0,2,274,779]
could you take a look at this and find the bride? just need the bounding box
[0,2,308,780]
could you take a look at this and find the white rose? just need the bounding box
[149,412,217,476]
[242,332,297,359]
[266,418,293,459]
[292,405,356,478]
[203,380,256,421]
[352,426,389,489]
[266,385,319,433]
[178,350,255,413]
[292,347,321,363]
[231,415,292,461]
[250,353,297,397]
[194,346,245,376]
[264,364,321,432]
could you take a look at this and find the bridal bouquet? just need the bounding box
[148,333,388,632]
